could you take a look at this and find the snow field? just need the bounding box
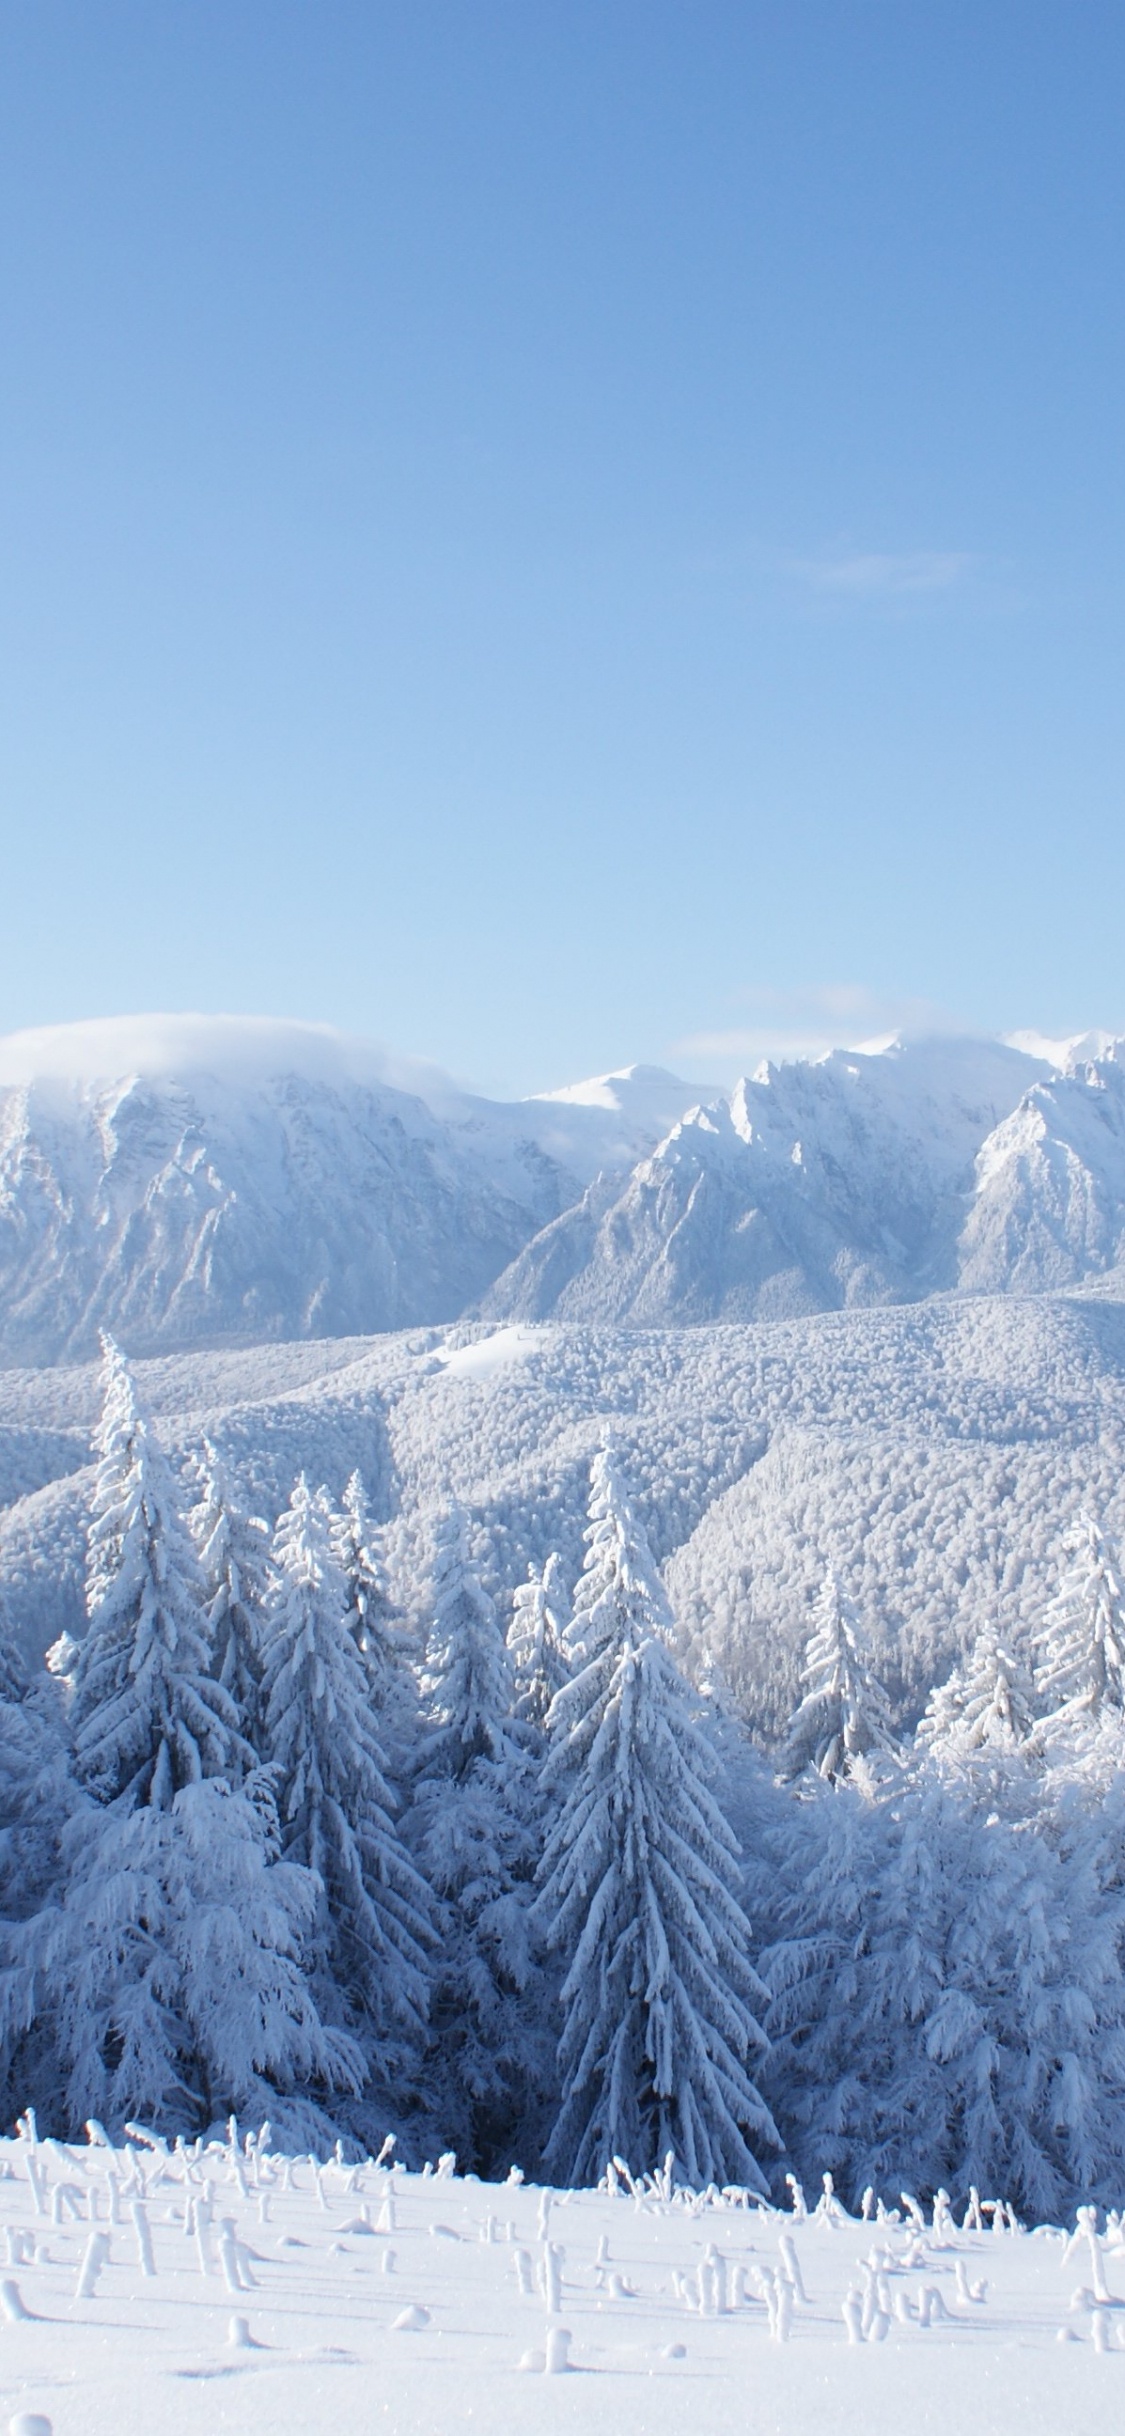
[1,2129,1125,2436]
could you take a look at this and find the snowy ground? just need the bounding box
[1,2129,1123,2436]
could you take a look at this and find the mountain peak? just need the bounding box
[531,1062,698,1113]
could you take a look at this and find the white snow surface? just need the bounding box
[0,2126,1119,2436]
[434,1326,545,1379]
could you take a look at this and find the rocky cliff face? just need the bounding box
[482,1037,1125,1325]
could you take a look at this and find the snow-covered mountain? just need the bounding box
[0,1017,706,1366]
[482,1035,1125,1324]
[4,1014,1125,1364]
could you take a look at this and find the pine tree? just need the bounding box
[563,1444,672,1672]
[189,1438,270,1754]
[763,1763,910,2197]
[918,1620,1037,1767]
[259,1476,432,2092]
[4,1774,363,2142]
[418,1506,514,1777]
[331,1470,397,1683]
[329,1469,418,1777]
[0,1666,84,2129]
[782,1571,898,1784]
[1036,1514,1125,1737]
[507,1552,570,1729]
[536,1454,777,2191]
[411,1506,549,2170]
[73,1339,249,1808]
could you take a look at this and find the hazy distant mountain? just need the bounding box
[4,1014,1125,1365]
[481,1035,1125,1324]
[0,1017,706,1365]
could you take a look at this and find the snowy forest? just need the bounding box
[3,1335,1125,2225]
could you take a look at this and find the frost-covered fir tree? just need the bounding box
[766,1701,1125,2215]
[918,1620,1037,1768]
[763,1762,914,2196]
[1036,1514,1125,1738]
[507,1552,570,1729]
[536,1453,777,2190]
[259,1476,432,2098]
[782,1570,898,1784]
[0,1665,85,2127]
[329,1469,418,1777]
[4,1774,363,2143]
[411,1507,549,2170]
[189,1438,270,1754]
[418,1506,514,1776]
[331,1470,397,1682]
[73,1340,248,1808]
[562,1444,672,1673]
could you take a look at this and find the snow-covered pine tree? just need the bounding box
[0,1581,28,1705]
[411,1505,549,2171]
[328,1468,419,1780]
[418,1505,514,1777]
[1036,1514,1125,1738]
[507,1552,570,1730]
[761,1760,928,2202]
[782,1570,898,1784]
[562,1443,671,1672]
[0,1664,85,2129]
[73,1339,249,1808]
[536,1452,777,2191]
[4,1773,363,2143]
[917,1619,1037,1769]
[258,1476,432,2100]
[331,1470,397,1683]
[189,1437,270,1754]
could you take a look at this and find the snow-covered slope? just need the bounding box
[0,2125,1112,2436]
[4,1287,1125,1735]
[482,1036,1125,1324]
[0,1019,707,1366]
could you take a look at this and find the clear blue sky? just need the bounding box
[1,2,1123,1095]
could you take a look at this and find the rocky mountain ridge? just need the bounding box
[3,1015,1125,1362]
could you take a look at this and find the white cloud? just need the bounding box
[673,985,967,1077]
[0,1012,470,1109]
[792,549,974,598]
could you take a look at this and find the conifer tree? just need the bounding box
[259,1476,432,2090]
[507,1552,570,1729]
[189,1438,270,1754]
[562,1444,672,1671]
[73,1340,248,1808]
[418,1506,514,1777]
[329,1469,418,1777]
[331,1470,397,1683]
[3,1774,363,2142]
[762,1762,919,2198]
[536,1453,776,2190]
[1036,1514,1125,1736]
[918,1619,1037,1767]
[782,1571,898,1784]
[412,1506,548,2169]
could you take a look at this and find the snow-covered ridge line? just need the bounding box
[0,1018,708,1366]
[4,1014,1125,1361]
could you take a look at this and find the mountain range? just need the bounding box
[2,1013,1125,1365]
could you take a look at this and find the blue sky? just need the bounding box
[1,2,1123,1095]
